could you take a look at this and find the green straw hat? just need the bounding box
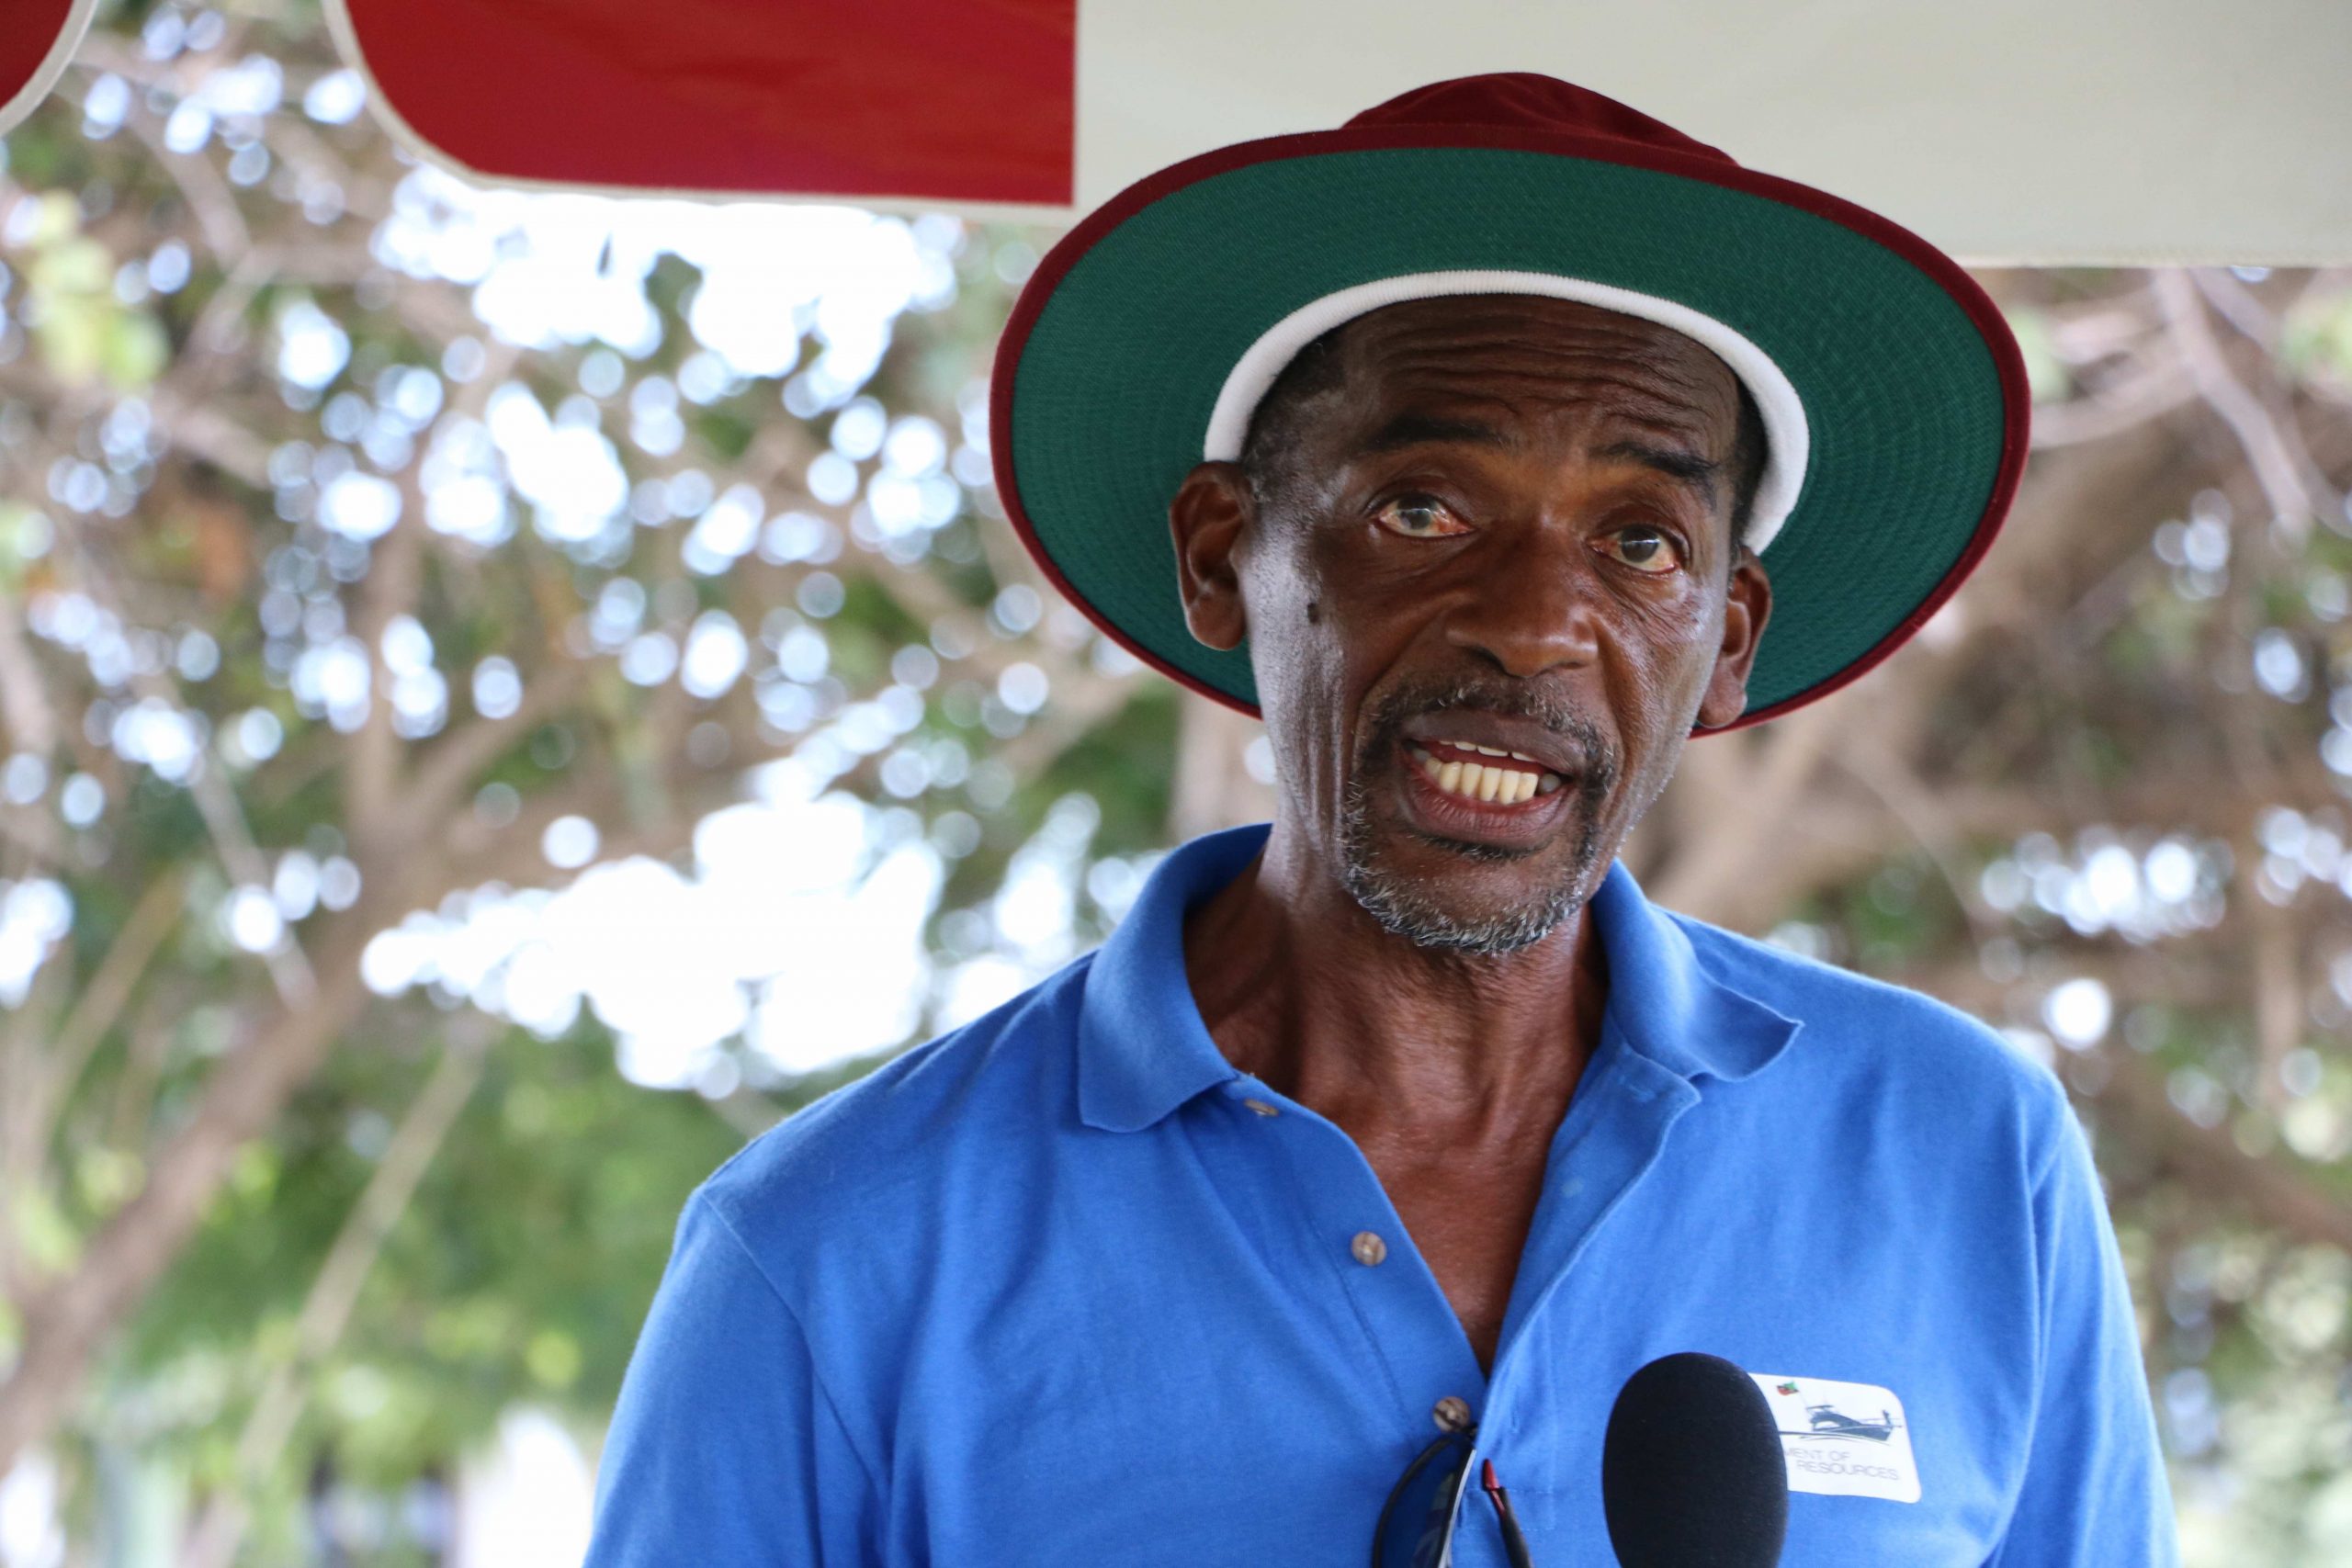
[989,73,2029,728]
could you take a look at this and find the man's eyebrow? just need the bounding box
[1596,438,1724,501]
[1361,413,1513,454]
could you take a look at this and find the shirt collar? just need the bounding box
[1077,825,1262,1132]
[1076,823,1799,1133]
[1587,856,1802,1084]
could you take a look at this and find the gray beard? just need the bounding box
[1312,671,1624,957]
[1334,771,1608,957]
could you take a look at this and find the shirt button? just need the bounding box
[1350,1230,1388,1267]
[1241,1098,1280,1117]
[1432,1396,1474,1434]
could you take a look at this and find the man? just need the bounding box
[585,75,2174,1564]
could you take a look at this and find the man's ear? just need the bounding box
[1169,461,1254,653]
[1695,547,1772,729]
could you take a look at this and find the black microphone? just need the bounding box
[1601,1352,1790,1567]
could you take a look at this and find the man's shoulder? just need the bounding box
[1668,907,2071,1133]
[695,954,1091,1255]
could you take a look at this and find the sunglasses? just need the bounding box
[1372,1427,1536,1568]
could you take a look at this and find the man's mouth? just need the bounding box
[1402,739,1566,807]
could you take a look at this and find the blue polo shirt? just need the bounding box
[585,823,2175,1566]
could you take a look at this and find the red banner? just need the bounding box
[339,0,1076,205]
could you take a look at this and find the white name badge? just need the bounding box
[1748,1373,1922,1504]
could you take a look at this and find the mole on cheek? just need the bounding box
[1306,599,1321,626]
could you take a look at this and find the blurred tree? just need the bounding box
[0,6,2344,1567]
[0,4,1172,1561]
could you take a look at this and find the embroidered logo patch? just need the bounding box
[1747,1373,1921,1504]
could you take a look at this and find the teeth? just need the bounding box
[1412,742,1559,806]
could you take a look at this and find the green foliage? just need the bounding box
[2284,291,2352,388]
[121,1014,750,1479]
[15,192,169,390]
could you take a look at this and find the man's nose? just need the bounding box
[1440,531,1601,680]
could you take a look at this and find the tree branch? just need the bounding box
[0,921,375,1475]
[177,1019,492,1568]
[345,494,427,862]
[2154,267,2315,540]
[57,523,314,1004]
[1,869,186,1231]
[395,662,588,849]
[0,591,60,757]
[2090,1051,2352,1254]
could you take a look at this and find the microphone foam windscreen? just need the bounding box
[1601,1351,1790,1568]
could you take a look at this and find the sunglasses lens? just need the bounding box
[1373,1432,1474,1568]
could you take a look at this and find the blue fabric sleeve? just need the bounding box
[1987,1111,2177,1566]
[584,1191,880,1567]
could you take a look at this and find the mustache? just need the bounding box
[1360,673,1620,787]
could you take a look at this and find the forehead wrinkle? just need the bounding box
[1338,299,1741,425]
[1347,372,1732,468]
[1350,349,1735,450]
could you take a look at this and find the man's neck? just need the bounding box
[1180,818,1610,1145]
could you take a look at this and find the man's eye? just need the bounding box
[1373,497,1471,538]
[1602,525,1683,574]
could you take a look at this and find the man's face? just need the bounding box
[1171,295,1771,954]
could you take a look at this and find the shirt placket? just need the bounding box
[1197,1012,1702,1565]
[1211,1078,1492,1473]
[1472,1026,1702,1560]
